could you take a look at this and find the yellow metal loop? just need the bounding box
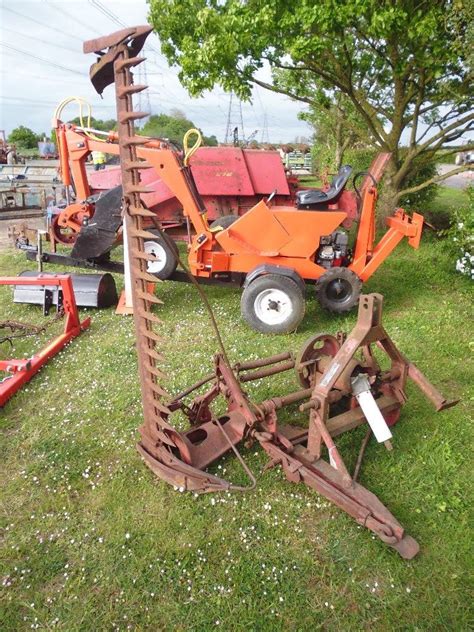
[53,97,104,142]
[183,128,203,166]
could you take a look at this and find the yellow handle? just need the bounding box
[183,128,203,166]
[53,97,103,142]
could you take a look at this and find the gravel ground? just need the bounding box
[0,217,46,253]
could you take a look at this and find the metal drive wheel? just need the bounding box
[50,214,78,245]
[241,274,305,334]
[295,333,340,387]
[316,267,362,313]
[144,231,178,280]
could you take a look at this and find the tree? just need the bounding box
[69,116,117,132]
[149,0,474,212]
[300,92,367,170]
[140,112,217,146]
[8,125,38,149]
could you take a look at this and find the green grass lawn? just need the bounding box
[1,194,473,630]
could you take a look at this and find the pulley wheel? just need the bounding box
[50,214,78,245]
[295,333,340,388]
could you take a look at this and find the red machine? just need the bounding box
[88,145,301,228]
[42,27,424,336]
[138,292,458,559]
[50,123,360,248]
[77,24,457,559]
[0,275,90,407]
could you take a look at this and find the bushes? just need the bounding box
[442,186,474,279]
[398,157,439,210]
[311,145,439,212]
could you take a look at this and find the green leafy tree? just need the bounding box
[69,116,117,131]
[301,91,367,170]
[8,125,39,149]
[140,110,217,146]
[149,0,473,213]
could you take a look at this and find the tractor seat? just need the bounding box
[296,164,353,209]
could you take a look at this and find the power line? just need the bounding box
[2,27,82,54]
[87,0,168,66]
[0,43,86,76]
[88,0,126,28]
[2,95,114,106]
[3,6,84,42]
[1,97,115,110]
[0,69,88,84]
[44,0,105,37]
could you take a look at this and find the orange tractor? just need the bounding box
[50,79,423,333]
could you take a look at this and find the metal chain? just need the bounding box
[0,309,64,346]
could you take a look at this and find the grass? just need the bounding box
[1,189,473,630]
[427,187,467,215]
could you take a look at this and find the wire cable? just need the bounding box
[2,27,82,54]
[0,43,86,76]
[3,6,84,41]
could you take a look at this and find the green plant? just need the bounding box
[442,186,474,279]
[7,125,39,150]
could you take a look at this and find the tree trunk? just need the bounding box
[334,116,343,170]
[376,159,401,225]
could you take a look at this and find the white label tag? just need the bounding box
[355,390,393,443]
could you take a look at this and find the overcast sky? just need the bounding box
[0,0,311,143]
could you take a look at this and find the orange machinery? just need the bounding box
[52,114,423,334]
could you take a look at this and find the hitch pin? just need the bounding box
[351,374,393,450]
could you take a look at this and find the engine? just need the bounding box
[317,230,349,269]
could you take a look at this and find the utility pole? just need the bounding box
[136,61,152,127]
[224,93,245,145]
[260,112,270,144]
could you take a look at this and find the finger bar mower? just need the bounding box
[138,294,458,559]
[0,275,90,407]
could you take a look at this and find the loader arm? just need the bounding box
[349,185,424,282]
[55,122,210,235]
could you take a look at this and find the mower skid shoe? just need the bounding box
[136,443,232,493]
[389,534,420,560]
[262,441,420,559]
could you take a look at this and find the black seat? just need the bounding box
[296,165,352,209]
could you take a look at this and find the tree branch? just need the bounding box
[398,165,474,198]
[418,111,474,151]
[250,77,313,105]
[409,73,426,148]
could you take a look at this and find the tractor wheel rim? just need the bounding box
[326,278,352,303]
[144,241,167,273]
[254,288,292,325]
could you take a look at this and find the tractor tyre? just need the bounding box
[316,267,362,313]
[143,230,178,280]
[241,274,305,334]
[209,214,239,230]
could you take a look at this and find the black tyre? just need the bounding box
[209,214,239,230]
[316,267,362,313]
[143,230,178,280]
[241,274,305,334]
